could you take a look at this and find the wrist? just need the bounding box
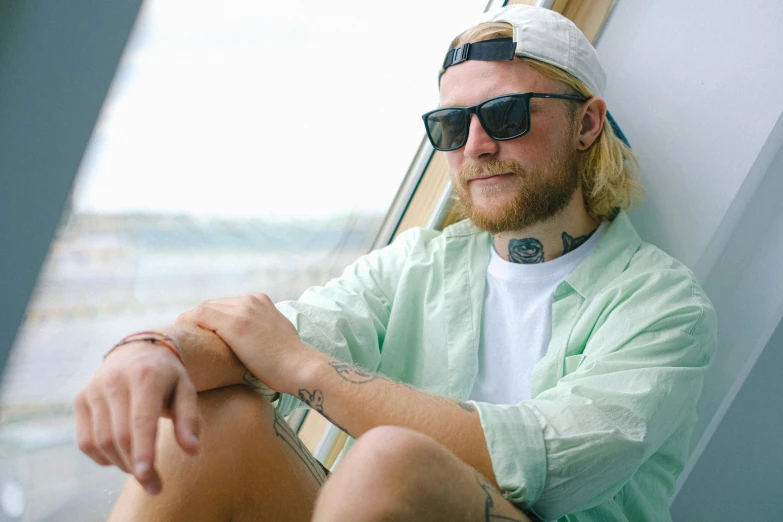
[105,330,184,365]
[279,343,327,396]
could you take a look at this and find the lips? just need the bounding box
[470,172,513,182]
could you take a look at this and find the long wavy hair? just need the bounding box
[442,22,644,221]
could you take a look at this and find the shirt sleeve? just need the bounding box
[274,227,434,416]
[472,270,718,520]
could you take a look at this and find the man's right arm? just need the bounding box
[166,320,247,392]
[74,319,249,495]
[75,226,427,494]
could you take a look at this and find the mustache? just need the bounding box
[456,159,526,183]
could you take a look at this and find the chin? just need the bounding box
[457,171,579,234]
[461,199,524,235]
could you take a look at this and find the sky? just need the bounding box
[72,0,489,219]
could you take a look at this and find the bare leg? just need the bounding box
[312,426,533,522]
[109,385,325,522]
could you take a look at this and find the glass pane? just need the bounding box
[0,1,486,520]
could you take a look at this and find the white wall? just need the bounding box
[597,0,783,276]
[595,0,783,511]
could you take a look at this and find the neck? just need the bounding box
[493,192,599,264]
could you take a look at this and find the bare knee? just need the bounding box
[199,384,273,425]
[346,425,442,478]
[314,426,448,521]
[112,386,322,522]
[111,386,278,521]
[195,385,274,439]
[155,385,273,463]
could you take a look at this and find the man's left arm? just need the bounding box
[179,293,499,487]
[291,352,496,484]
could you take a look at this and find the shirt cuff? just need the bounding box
[471,401,548,509]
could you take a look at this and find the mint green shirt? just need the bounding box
[276,212,717,522]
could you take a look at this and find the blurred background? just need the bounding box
[0,1,487,519]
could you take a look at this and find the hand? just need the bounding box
[73,341,200,495]
[177,293,313,393]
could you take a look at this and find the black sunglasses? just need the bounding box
[422,92,587,152]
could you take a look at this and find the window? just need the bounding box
[0,1,487,520]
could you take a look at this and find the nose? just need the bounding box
[462,113,499,160]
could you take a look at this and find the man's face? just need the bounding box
[439,58,580,234]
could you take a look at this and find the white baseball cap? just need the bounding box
[447,4,607,97]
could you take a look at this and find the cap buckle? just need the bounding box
[452,42,470,65]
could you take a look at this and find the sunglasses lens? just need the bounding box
[479,96,529,140]
[425,109,468,151]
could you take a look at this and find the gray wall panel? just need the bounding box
[0,0,142,377]
[671,319,783,520]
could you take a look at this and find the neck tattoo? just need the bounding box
[507,228,597,264]
[508,237,544,264]
[561,229,596,255]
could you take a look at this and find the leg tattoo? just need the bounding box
[476,473,527,522]
[273,409,327,486]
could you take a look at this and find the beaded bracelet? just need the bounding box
[105,331,185,365]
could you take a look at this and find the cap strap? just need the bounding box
[442,37,517,70]
[606,111,631,148]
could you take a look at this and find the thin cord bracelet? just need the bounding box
[105,336,185,365]
[117,331,183,357]
[118,330,180,348]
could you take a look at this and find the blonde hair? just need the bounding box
[443,23,644,221]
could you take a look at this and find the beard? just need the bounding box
[452,148,580,235]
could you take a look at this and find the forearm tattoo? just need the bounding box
[458,401,477,413]
[298,389,325,414]
[272,409,327,486]
[508,238,544,264]
[298,388,352,437]
[329,361,378,384]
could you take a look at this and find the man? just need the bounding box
[75,5,716,521]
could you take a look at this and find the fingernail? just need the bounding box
[135,462,149,477]
[189,433,199,446]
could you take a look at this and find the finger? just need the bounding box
[129,370,167,492]
[180,302,236,334]
[139,463,163,496]
[171,377,201,456]
[90,393,131,473]
[201,296,243,305]
[74,392,111,466]
[252,292,272,304]
[176,301,231,330]
[104,379,134,473]
[178,297,239,321]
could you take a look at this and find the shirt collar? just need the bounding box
[564,211,641,300]
[444,211,642,301]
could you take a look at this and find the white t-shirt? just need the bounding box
[468,222,608,404]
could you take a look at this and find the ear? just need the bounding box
[575,96,606,151]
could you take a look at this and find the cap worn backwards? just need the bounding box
[444,4,607,97]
